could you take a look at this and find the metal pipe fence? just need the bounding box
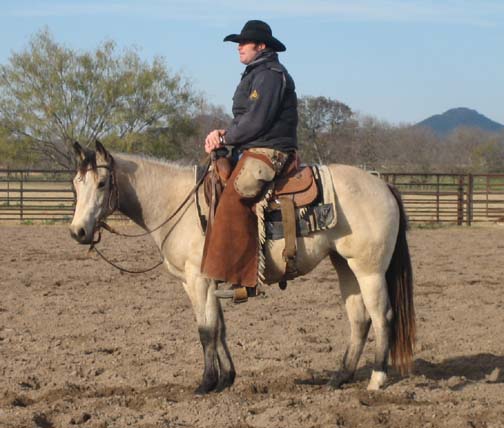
[382,173,504,225]
[0,168,126,223]
[0,169,74,222]
[1,169,504,225]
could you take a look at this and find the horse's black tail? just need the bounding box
[386,184,416,375]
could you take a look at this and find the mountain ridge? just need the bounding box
[416,107,504,135]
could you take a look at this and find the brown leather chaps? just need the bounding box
[201,149,288,287]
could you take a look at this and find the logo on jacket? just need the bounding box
[249,89,259,101]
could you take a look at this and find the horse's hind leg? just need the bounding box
[328,252,371,388]
[349,263,393,390]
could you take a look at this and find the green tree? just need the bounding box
[0,29,200,169]
[0,124,39,168]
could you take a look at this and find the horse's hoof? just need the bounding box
[215,372,236,392]
[367,370,387,390]
[194,385,211,395]
[194,382,217,395]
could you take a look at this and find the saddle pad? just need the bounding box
[316,165,338,230]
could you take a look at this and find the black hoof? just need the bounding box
[214,371,236,392]
[194,384,214,395]
[194,378,218,395]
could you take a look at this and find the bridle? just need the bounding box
[81,154,211,274]
[76,162,119,218]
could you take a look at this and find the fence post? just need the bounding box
[20,175,24,221]
[436,175,440,223]
[467,174,473,226]
[457,175,464,225]
[7,168,10,207]
[486,175,489,217]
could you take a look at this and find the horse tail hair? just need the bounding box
[386,184,416,375]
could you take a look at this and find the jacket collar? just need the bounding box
[244,50,278,73]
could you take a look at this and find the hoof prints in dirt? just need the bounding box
[2,226,504,427]
[3,383,189,412]
[33,413,54,428]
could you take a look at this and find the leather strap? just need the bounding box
[243,151,275,170]
[279,196,298,278]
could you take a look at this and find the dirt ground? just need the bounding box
[1,224,503,428]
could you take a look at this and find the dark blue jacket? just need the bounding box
[225,50,298,152]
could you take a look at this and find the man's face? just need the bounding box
[238,41,266,65]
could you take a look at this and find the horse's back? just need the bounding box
[327,164,392,202]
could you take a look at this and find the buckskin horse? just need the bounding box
[69,141,415,393]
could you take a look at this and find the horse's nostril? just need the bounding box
[69,225,89,244]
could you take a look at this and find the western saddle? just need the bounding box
[203,153,319,285]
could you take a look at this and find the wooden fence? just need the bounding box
[1,169,504,225]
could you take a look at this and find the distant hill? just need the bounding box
[416,107,504,136]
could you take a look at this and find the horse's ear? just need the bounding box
[73,141,86,164]
[95,140,111,165]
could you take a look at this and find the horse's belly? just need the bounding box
[263,233,330,284]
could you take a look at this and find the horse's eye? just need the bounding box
[97,180,107,189]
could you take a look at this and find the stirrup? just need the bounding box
[214,285,257,303]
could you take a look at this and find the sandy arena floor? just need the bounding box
[0,224,503,428]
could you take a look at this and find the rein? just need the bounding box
[87,155,211,274]
[89,227,165,274]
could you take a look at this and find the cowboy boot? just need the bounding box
[214,284,259,303]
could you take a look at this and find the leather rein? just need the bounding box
[86,156,211,274]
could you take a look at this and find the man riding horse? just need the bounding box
[69,22,414,393]
[202,20,298,303]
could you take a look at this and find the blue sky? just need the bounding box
[0,0,503,125]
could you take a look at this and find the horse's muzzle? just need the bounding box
[69,224,93,244]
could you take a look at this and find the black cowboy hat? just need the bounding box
[224,20,286,52]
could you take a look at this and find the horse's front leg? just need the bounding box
[214,303,236,391]
[183,266,235,394]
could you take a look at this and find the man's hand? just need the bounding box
[204,129,226,153]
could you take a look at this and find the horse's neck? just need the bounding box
[114,155,194,230]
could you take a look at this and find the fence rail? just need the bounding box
[382,173,504,225]
[1,169,504,225]
[0,169,125,223]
